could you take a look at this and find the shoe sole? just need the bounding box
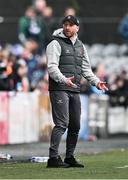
[47,165,70,168]
[64,163,84,168]
[68,165,84,168]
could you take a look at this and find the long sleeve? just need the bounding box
[82,44,100,86]
[46,40,67,83]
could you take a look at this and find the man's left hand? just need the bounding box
[96,81,109,91]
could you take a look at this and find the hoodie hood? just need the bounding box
[52,28,78,43]
[52,28,66,38]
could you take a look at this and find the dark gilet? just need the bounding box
[49,36,84,92]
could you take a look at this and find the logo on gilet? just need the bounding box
[65,49,70,54]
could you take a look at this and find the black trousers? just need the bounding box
[49,91,81,158]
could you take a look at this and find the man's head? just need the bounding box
[62,15,80,38]
[25,6,36,18]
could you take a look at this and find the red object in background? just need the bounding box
[0,92,9,144]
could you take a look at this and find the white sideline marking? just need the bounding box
[115,165,128,169]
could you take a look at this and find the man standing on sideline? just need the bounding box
[46,15,108,168]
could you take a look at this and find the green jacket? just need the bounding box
[18,15,46,43]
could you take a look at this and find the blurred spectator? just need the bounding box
[18,6,46,55]
[33,0,49,53]
[13,60,29,92]
[64,7,76,17]
[11,44,24,58]
[30,55,48,92]
[0,51,14,91]
[43,6,56,45]
[94,63,108,82]
[35,71,48,94]
[90,64,108,95]
[20,46,38,85]
[109,70,128,108]
[24,38,39,55]
[118,13,128,43]
[43,6,53,17]
[33,0,46,15]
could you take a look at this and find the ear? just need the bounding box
[76,26,79,33]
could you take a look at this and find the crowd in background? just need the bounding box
[0,0,78,94]
[0,0,128,107]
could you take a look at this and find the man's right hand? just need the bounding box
[66,76,77,88]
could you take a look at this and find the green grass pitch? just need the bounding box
[0,150,128,179]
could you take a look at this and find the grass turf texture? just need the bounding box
[0,150,128,179]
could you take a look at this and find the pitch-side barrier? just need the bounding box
[88,94,128,138]
[0,92,128,144]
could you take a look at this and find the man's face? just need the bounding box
[63,21,79,38]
